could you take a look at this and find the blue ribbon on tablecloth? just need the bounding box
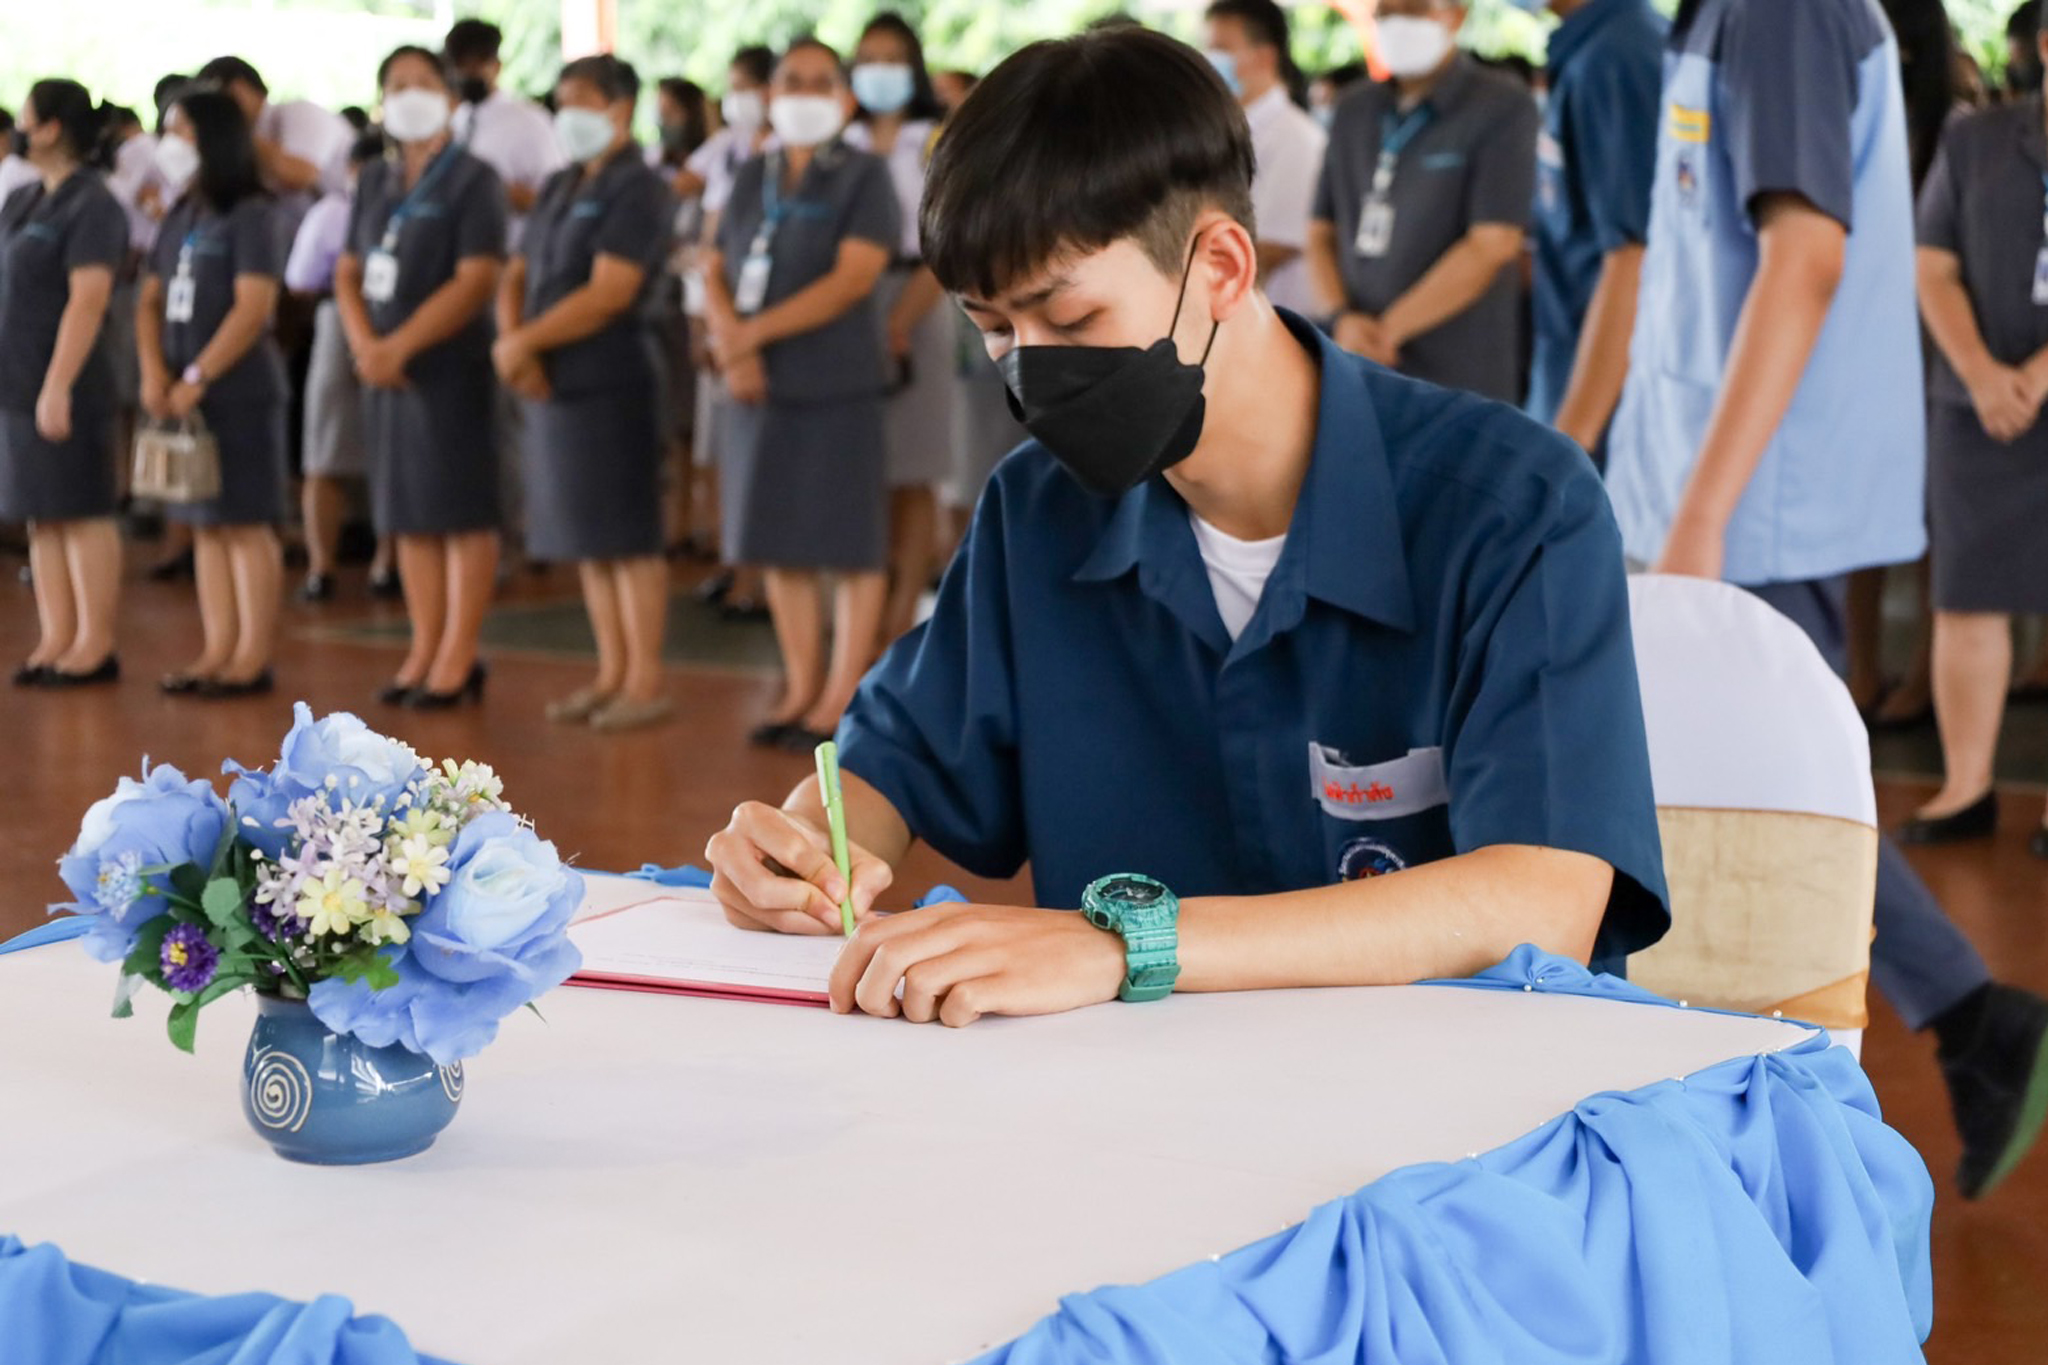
[974,947,1935,1364]
[622,862,968,907]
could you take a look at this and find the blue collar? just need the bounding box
[1072,311,1415,652]
[1548,0,1643,72]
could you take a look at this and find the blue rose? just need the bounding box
[54,764,229,964]
[307,812,583,1065]
[225,702,423,856]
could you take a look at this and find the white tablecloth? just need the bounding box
[0,945,1814,1363]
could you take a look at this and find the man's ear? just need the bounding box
[1199,214,1261,324]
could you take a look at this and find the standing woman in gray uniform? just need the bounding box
[335,46,508,709]
[705,38,899,751]
[0,80,127,687]
[495,54,675,733]
[843,12,955,647]
[137,88,288,698]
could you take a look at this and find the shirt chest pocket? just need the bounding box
[1308,742,1456,881]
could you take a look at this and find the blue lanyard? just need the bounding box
[2039,173,2048,239]
[1374,105,1435,194]
[380,146,459,248]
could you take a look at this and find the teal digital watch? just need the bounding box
[1081,873,1180,1003]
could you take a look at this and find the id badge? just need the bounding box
[164,270,196,324]
[363,249,399,305]
[2033,245,2048,306]
[1354,198,1395,259]
[733,252,772,316]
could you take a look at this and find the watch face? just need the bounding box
[1100,875,1166,906]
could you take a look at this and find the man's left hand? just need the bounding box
[828,903,1127,1027]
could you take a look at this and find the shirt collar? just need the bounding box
[1410,52,1477,115]
[1073,311,1415,638]
[1548,0,1640,71]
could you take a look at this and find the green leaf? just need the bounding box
[121,918,174,979]
[163,974,249,1054]
[168,864,207,905]
[209,813,239,878]
[201,877,245,926]
[110,972,144,1019]
[330,945,402,992]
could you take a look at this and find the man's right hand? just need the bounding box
[705,801,895,935]
[1968,362,2037,444]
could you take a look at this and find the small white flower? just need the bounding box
[389,834,452,899]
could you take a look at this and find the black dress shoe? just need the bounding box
[747,721,797,749]
[2031,827,2048,861]
[159,672,208,695]
[375,679,418,706]
[409,661,488,710]
[199,669,275,699]
[1897,792,1999,845]
[11,662,47,687]
[146,549,194,583]
[1939,983,2048,1198]
[368,568,404,600]
[776,724,838,756]
[297,572,336,603]
[40,656,121,687]
[720,598,771,624]
[693,569,735,606]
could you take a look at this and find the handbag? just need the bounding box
[130,414,222,504]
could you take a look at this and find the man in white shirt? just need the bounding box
[0,107,40,201]
[196,55,351,237]
[1203,0,1328,320]
[444,18,564,238]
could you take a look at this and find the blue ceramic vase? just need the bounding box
[241,993,463,1164]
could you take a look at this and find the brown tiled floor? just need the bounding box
[3,555,2043,1359]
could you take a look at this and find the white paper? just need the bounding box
[567,880,841,997]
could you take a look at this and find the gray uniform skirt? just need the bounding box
[362,351,501,538]
[874,266,956,490]
[521,371,664,563]
[718,394,887,572]
[303,300,366,478]
[0,406,116,523]
[166,395,288,527]
[1929,399,2048,614]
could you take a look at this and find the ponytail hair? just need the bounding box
[27,78,110,167]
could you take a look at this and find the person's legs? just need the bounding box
[222,525,283,681]
[393,534,448,688]
[425,530,499,693]
[25,523,77,667]
[56,518,122,671]
[302,476,345,581]
[182,528,236,679]
[762,569,825,725]
[579,560,628,698]
[1872,560,1936,725]
[1846,565,1888,713]
[880,484,937,647]
[1918,611,2011,818]
[616,556,670,704]
[807,570,888,733]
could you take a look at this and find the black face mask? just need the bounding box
[457,75,491,106]
[995,238,1221,499]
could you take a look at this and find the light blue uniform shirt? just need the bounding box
[1605,0,1926,586]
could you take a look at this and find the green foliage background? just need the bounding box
[0,0,2028,122]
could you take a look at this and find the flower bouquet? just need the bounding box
[51,704,585,1162]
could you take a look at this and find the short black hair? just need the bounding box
[2021,1,2044,41]
[0,107,12,135]
[196,56,266,97]
[378,45,450,92]
[348,128,386,167]
[731,45,777,87]
[560,52,640,105]
[921,26,1255,300]
[778,35,847,81]
[856,12,946,123]
[173,87,263,212]
[340,104,371,134]
[27,79,111,167]
[444,18,503,67]
[1205,0,1288,52]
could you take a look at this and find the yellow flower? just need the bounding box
[392,806,452,848]
[363,905,413,946]
[389,833,451,899]
[299,868,371,938]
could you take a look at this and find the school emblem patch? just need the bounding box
[1675,149,1701,209]
[1338,837,1408,882]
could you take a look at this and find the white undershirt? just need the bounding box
[1189,511,1287,642]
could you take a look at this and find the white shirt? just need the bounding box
[1189,511,1287,642]
[106,132,164,254]
[691,125,773,218]
[452,88,564,243]
[1244,85,1328,319]
[0,154,40,203]
[257,99,353,197]
[284,190,352,294]
[841,118,937,260]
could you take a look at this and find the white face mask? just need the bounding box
[382,88,451,144]
[153,135,200,192]
[554,107,614,163]
[1376,16,1456,80]
[768,94,846,149]
[721,89,764,133]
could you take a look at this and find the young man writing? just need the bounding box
[704,26,1667,1028]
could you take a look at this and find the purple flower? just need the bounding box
[251,898,306,944]
[160,923,220,994]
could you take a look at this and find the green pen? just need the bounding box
[813,740,857,937]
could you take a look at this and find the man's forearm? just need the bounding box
[1553,243,1643,451]
[1254,240,1302,284]
[1175,845,1613,991]
[782,770,915,870]
[1305,220,1347,318]
[1382,227,1523,348]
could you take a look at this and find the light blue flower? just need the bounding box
[224,703,423,857]
[306,812,583,1064]
[53,764,229,963]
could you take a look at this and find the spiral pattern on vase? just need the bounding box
[249,1047,312,1132]
[439,1062,464,1104]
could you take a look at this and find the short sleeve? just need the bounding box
[841,156,901,253]
[65,189,128,273]
[1562,53,1660,251]
[595,170,671,271]
[1914,127,1962,254]
[715,159,761,259]
[1253,114,1326,252]
[1719,0,1861,229]
[1441,460,1670,966]
[1465,88,1540,229]
[454,164,509,260]
[344,164,380,258]
[837,477,1027,879]
[232,198,284,279]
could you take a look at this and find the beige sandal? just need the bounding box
[589,696,676,732]
[545,688,614,724]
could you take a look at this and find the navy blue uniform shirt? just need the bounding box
[838,313,1670,976]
